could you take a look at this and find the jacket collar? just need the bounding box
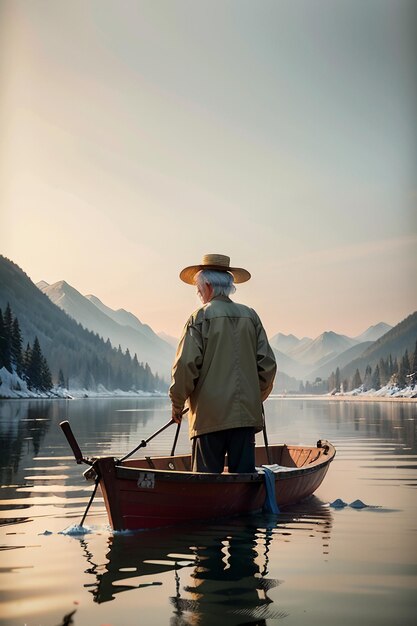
[210,295,232,303]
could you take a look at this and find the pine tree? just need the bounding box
[58,369,65,388]
[379,357,388,386]
[412,339,417,373]
[335,367,341,392]
[388,354,394,376]
[398,350,411,388]
[26,337,43,390]
[403,350,411,378]
[409,339,417,386]
[11,317,23,376]
[3,303,13,340]
[40,355,53,391]
[397,361,405,387]
[351,369,362,390]
[363,365,372,391]
[144,363,153,391]
[22,343,32,379]
[0,309,12,372]
[371,364,381,390]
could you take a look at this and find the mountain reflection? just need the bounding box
[81,499,332,625]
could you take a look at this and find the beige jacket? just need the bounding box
[169,296,277,439]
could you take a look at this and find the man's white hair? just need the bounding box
[195,270,236,297]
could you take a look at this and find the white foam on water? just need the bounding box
[59,524,94,535]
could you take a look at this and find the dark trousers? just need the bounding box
[191,427,256,473]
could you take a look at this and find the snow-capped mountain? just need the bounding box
[38,281,175,380]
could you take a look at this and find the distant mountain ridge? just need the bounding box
[38,281,174,379]
[38,277,407,388]
[2,253,412,395]
[287,331,357,366]
[270,333,310,354]
[269,322,398,386]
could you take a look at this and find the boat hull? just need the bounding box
[94,441,335,531]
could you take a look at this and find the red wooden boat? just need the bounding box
[61,419,335,531]
[97,441,335,530]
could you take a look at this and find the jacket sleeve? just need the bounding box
[169,318,204,412]
[255,318,277,401]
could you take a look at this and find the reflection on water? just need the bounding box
[78,499,332,625]
[0,397,416,626]
[0,401,53,488]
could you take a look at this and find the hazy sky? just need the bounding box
[1,0,416,339]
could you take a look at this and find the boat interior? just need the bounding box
[122,443,324,473]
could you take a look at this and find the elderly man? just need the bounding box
[169,254,277,473]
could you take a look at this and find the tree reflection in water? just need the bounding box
[79,498,332,626]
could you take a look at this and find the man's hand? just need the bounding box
[172,406,184,424]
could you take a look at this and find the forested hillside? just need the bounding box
[340,311,417,382]
[0,256,165,392]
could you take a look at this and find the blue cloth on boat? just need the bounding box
[259,465,280,514]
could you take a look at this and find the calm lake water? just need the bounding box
[0,396,416,626]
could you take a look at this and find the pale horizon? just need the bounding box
[1,1,416,340]
[22,262,413,341]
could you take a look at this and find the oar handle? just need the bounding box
[60,420,84,464]
[170,420,181,456]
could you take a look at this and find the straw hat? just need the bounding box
[179,254,251,285]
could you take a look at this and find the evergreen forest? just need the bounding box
[0,303,53,392]
[300,341,417,395]
[0,302,165,395]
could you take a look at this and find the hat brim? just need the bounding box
[180,265,251,285]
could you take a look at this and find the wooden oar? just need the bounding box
[119,420,175,462]
[261,405,272,465]
[170,420,182,456]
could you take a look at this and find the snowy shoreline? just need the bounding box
[0,367,165,400]
[272,393,417,403]
[272,383,417,402]
[1,367,415,402]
